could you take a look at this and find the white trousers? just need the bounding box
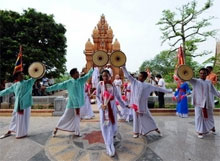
[9,107,31,138]
[195,106,215,134]
[56,108,80,133]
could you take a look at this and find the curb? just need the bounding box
[0,108,219,116]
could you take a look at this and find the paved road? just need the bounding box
[0,116,220,161]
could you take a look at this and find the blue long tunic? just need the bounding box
[174,82,191,115]
[46,68,94,108]
[0,78,36,112]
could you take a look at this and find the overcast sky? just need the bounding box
[1,0,220,72]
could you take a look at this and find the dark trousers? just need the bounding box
[158,92,165,108]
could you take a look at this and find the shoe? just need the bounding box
[198,134,203,139]
[133,134,139,138]
[83,116,91,120]
[211,127,216,135]
[75,132,82,137]
[210,130,216,135]
[52,129,57,137]
[0,132,11,139]
[155,129,162,136]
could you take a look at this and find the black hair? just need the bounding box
[199,68,208,73]
[70,68,78,76]
[206,66,213,71]
[156,74,162,78]
[99,70,111,81]
[101,69,111,76]
[13,71,22,80]
[140,71,148,80]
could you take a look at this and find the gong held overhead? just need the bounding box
[92,50,126,67]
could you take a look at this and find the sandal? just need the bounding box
[0,132,11,139]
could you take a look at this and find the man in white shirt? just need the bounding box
[156,74,165,108]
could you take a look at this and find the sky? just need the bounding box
[1,0,220,72]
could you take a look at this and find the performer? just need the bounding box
[173,81,191,118]
[121,79,133,122]
[104,64,113,77]
[189,68,220,138]
[91,67,100,89]
[96,70,128,157]
[122,66,172,138]
[0,72,36,139]
[80,82,95,119]
[206,66,217,85]
[46,68,94,137]
[113,74,122,96]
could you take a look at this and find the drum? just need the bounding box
[28,62,46,79]
[92,51,109,67]
[110,51,126,67]
[177,65,193,81]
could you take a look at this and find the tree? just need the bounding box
[0,8,67,82]
[157,0,216,62]
[139,50,201,82]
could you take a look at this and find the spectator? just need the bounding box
[155,74,166,108]
[33,80,41,96]
[206,66,217,85]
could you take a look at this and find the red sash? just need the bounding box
[101,81,115,125]
[202,103,208,118]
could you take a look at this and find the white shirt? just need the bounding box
[158,78,165,89]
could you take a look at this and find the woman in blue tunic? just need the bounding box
[174,81,191,118]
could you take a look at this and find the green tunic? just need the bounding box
[46,68,94,108]
[0,78,36,112]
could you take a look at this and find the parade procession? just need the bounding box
[0,1,220,161]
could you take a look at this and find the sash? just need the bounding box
[101,81,115,125]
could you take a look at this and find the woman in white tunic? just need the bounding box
[122,66,172,138]
[0,72,35,139]
[80,83,94,119]
[113,74,122,96]
[121,80,133,122]
[96,70,127,157]
[189,68,220,138]
[92,67,100,89]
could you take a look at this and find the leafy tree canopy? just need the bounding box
[157,0,217,61]
[0,8,67,82]
[139,50,201,82]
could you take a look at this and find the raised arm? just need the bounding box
[26,78,36,88]
[121,66,136,83]
[79,68,94,84]
[152,86,172,94]
[188,78,197,86]
[210,84,220,97]
[46,80,68,92]
[96,82,103,108]
[114,86,127,108]
[0,84,14,96]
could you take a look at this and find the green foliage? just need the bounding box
[55,72,71,83]
[139,50,176,82]
[166,82,178,91]
[157,0,216,60]
[139,50,201,82]
[0,8,67,82]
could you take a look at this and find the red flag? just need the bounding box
[13,46,23,74]
[174,46,185,88]
[177,46,184,65]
